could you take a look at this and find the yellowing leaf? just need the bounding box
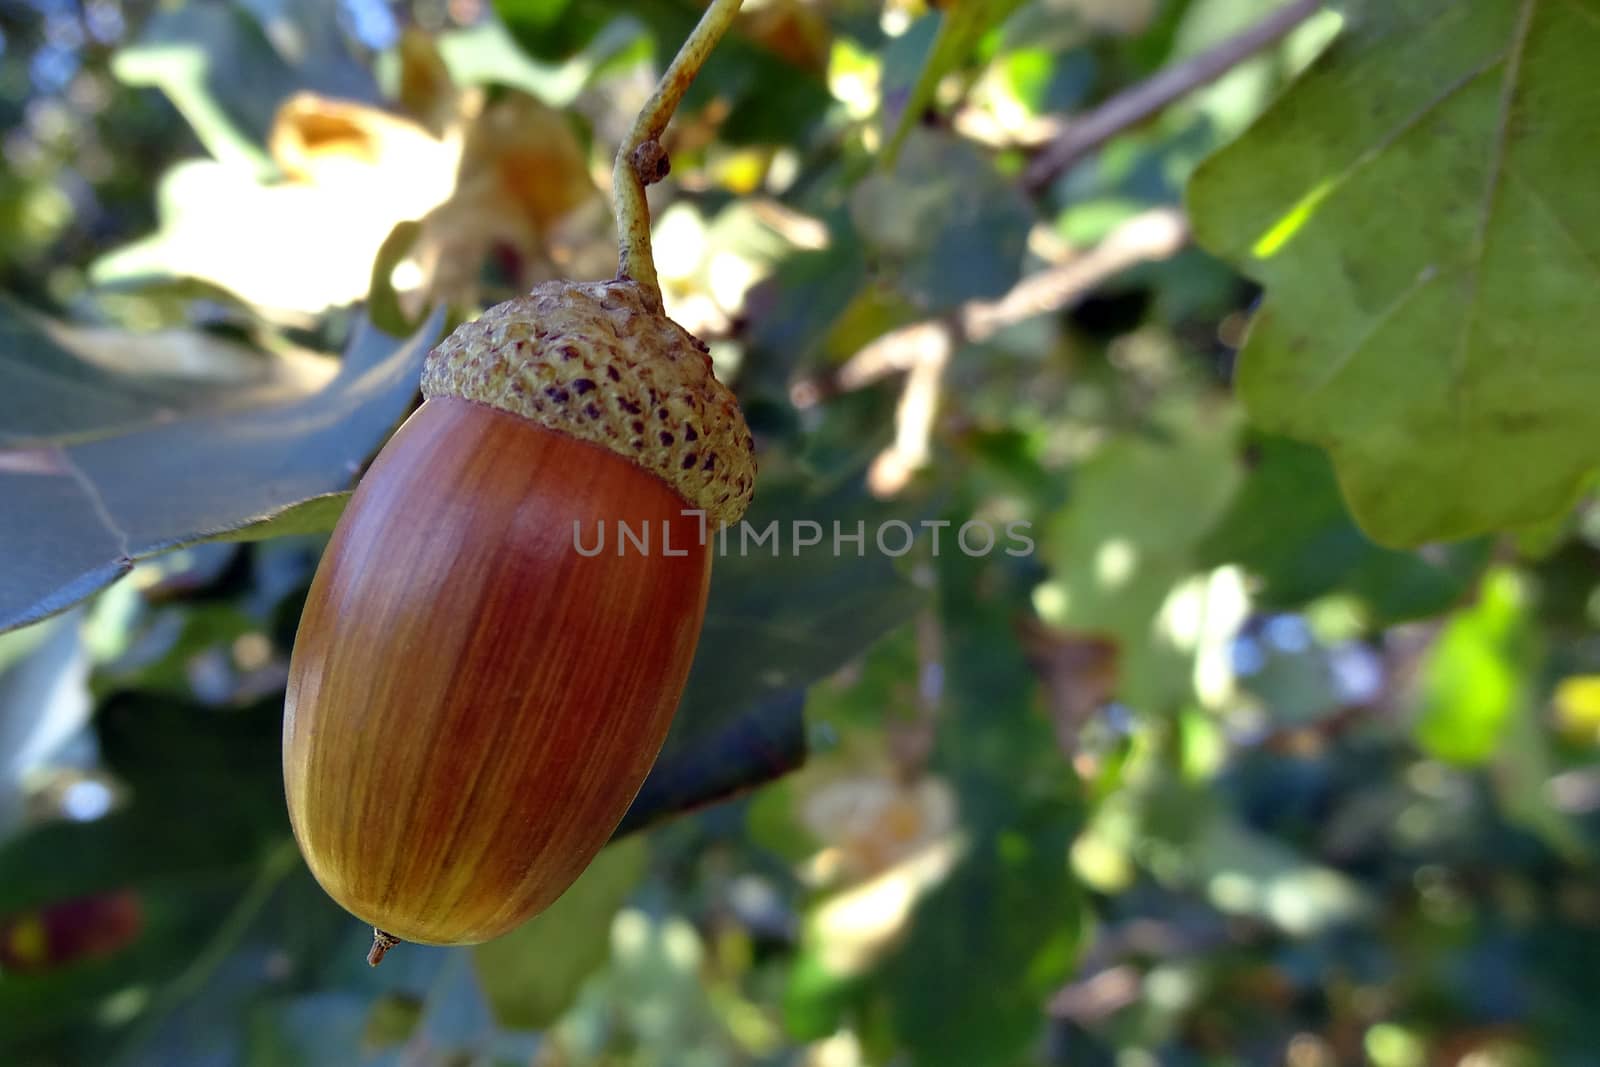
[396,27,460,136]
[412,90,601,314]
[1554,674,1600,742]
[96,82,600,320]
[95,96,458,318]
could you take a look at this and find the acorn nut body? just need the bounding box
[283,280,755,952]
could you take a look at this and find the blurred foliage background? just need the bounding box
[2,1,1600,1065]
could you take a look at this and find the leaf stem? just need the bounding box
[613,0,746,307]
[113,840,300,1058]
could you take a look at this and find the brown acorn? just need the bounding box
[282,279,754,961]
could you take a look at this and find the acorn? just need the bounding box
[283,279,755,962]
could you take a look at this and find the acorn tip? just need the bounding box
[367,928,400,967]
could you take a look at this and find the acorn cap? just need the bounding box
[421,280,756,529]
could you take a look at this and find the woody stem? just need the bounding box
[613,0,746,306]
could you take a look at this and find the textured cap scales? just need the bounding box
[421,280,755,529]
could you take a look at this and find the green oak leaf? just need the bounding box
[472,839,647,1030]
[1035,402,1242,712]
[0,691,289,915]
[852,130,1033,313]
[0,308,444,634]
[1188,0,1600,546]
[1197,435,1491,623]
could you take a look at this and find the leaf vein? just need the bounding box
[1289,52,1506,237]
[56,446,131,564]
[1307,267,1442,397]
[1453,0,1539,428]
[1507,166,1600,282]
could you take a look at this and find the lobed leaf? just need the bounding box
[0,309,444,634]
[1189,0,1600,546]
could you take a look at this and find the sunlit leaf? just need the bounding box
[1554,674,1600,742]
[1035,402,1242,711]
[1183,812,1372,934]
[99,79,601,321]
[1414,567,1530,766]
[95,96,459,317]
[1189,0,1600,545]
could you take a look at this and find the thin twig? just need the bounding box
[867,319,955,497]
[791,207,1189,408]
[962,209,1189,341]
[613,0,746,306]
[1024,0,1325,192]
